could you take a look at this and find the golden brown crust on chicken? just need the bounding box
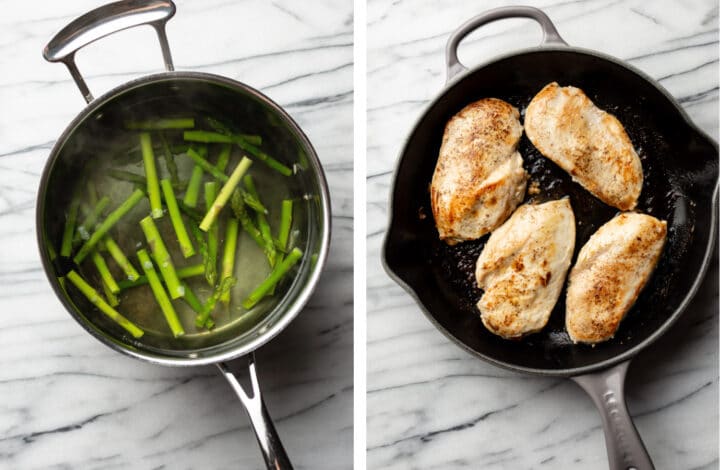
[565,213,667,344]
[524,82,643,211]
[475,199,576,339]
[431,98,528,244]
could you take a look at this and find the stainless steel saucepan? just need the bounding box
[39,1,331,468]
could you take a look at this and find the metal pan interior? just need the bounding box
[37,73,330,366]
[384,49,718,374]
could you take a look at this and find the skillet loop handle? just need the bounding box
[445,6,567,83]
[217,354,294,470]
[42,0,176,103]
[572,361,655,470]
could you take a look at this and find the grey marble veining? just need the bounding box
[0,1,352,469]
[367,0,718,469]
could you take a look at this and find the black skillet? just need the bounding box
[382,6,719,470]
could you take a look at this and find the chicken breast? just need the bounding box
[431,98,528,244]
[566,213,667,344]
[524,82,643,210]
[475,199,575,339]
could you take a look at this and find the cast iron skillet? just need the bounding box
[383,6,718,470]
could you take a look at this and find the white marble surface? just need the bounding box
[367,1,718,469]
[0,1,352,468]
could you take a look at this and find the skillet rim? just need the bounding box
[382,44,719,377]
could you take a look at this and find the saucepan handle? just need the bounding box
[571,361,655,470]
[42,0,176,103]
[217,354,294,470]
[445,6,567,83]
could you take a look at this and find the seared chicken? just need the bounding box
[431,98,528,244]
[566,213,667,344]
[475,199,575,339]
[524,82,643,211]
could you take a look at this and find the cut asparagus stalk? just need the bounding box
[137,249,184,337]
[139,216,184,299]
[76,196,111,241]
[231,190,267,252]
[75,188,145,264]
[91,251,120,294]
[109,169,147,186]
[216,144,232,173]
[181,281,204,314]
[160,133,181,186]
[104,236,140,281]
[117,263,204,290]
[101,280,120,307]
[242,248,303,309]
[244,174,276,267]
[204,182,219,286]
[199,157,253,231]
[184,130,262,146]
[195,276,235,328]
[220,217,239,305]
[60,199,81,257]
[235,140,292,176]
[140,132,163,218]
[161,179,195,258]
[66,270,143,338]
[269,199,293,295]
[183,165,204,208]
[186,147,231,183]
[125,118,195,130]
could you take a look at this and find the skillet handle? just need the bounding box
[445,6,567,83]
[42,0,176,103]
[217,354,294,470]
[571,361,655,470]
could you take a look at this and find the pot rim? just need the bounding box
[383,44,719,378]
[37,70,332,367]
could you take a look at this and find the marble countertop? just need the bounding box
[367,1,717,469]
[0,1,352,468]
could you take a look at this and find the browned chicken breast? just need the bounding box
[524,82,643,211]
[431,98,528,244]
[475,199,575,339]
[566,213,667,344]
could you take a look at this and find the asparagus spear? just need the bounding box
[76,196,111,241]
[102,280,120,307]
[140,132,163,218]
[125,118,195,130]
[159,133,181,186]
[184,130,262,146]
[183,165,204,208]
[195,276,236,328]
[204,117,261,148]
[235,140,292,176]
[244,174,276,267]
[216,144,232,173]
[60,198,81,258]
[186,147,231,183]
[117,263,204,290]
[231,190,267,252]
[199,157,253,231]
[75,189,145,264]
[137,249,184,337]
[268,200,293,295]
[181,281,204,314]
[139,216,184,299]
[204,182,219,286]
[220,217,239,305]
[91,251,120,294]
[160,179,195,258]
[109,169,147,186]
[104,236,141,281]
[66,270,143,338]
[242,248,303,309]
[189,222,215,287]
